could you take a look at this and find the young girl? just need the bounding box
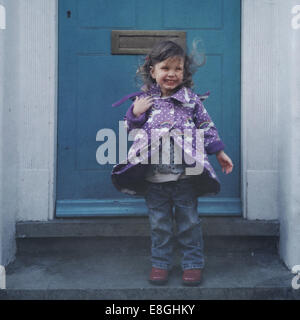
[111,40,233,286]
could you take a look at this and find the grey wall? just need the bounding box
[0,0,58,265]
[15,0,57,222]
[277,0,300,269]
[242,0,279,220]
[0,0,18,266]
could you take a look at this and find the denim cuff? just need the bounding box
[182,263,205,270]
[152,262,171,270]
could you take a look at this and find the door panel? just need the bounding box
[57,0,241,216]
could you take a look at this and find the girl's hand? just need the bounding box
[216,150,233,174]
[133,96,153,117]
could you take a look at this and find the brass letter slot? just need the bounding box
[111,30,186,55]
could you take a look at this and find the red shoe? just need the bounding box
[182,269,202,286]
[149,267,169,285]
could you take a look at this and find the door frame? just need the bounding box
[51,0,247,219]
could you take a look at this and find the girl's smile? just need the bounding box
[150,56,184,97]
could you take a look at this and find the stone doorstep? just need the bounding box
[16,217,280,238]
[1,237,299,300]
[7,218,287,300]
[1,287,300,300]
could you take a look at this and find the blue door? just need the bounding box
[57,0,241,217]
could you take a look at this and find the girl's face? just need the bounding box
[150,56,184,97]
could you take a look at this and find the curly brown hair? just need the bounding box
[136,40,199,90]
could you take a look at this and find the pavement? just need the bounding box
[1,236,299,300]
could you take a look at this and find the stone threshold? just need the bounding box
[16,217,280,238]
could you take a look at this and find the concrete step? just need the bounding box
[16,217,280,238]
[1,237,299,300]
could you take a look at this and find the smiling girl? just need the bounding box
[111,40,233,286]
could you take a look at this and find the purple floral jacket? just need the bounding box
[111,84,225,197]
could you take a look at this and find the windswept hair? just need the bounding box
[136,40,206,90]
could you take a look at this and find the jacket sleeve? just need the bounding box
[193,100,225,155]
[124,101,148,132]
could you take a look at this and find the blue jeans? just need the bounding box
[145,178,204,270]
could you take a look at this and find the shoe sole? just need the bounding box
[182,280,201,286]
[148,279,168,285]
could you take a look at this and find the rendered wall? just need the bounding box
[0,0,17,265]
[15,0,57,222]
[0,0,57,265]
[242,0,279,220]
[277,0,300,269]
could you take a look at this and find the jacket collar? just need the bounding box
[147,84,196,103]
